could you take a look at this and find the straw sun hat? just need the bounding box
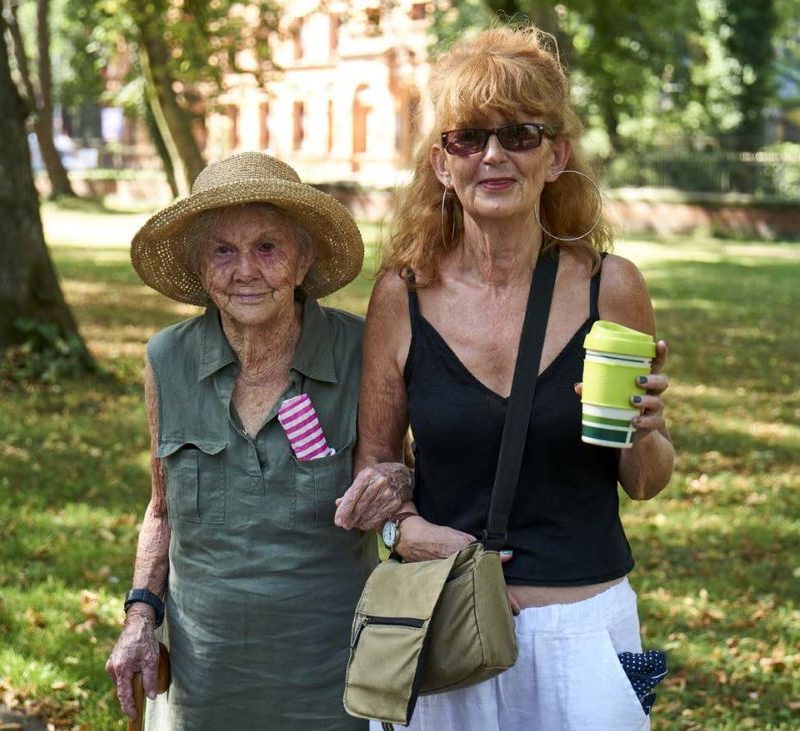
[131,152,364,304]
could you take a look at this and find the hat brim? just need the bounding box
[131,179,364,305]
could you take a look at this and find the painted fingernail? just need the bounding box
[637,376,648,385]
[500,550,514,557]
[632,395,642,404]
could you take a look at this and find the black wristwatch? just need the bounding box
[124,588,165,627]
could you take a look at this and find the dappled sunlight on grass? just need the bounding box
[2,205,799,728]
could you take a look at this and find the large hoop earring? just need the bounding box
[534,169,603,242]
[441,188,457,245]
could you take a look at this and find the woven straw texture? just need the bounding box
[130,152,364,304]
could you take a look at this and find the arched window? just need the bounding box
[353,85,371,155]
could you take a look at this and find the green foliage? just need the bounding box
[718,0,778,149]
[0,205,798,728]
[0,317,97,384]
[431,0,794,152]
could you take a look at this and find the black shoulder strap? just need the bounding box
[589,252,606,320]
[482,252,559,550]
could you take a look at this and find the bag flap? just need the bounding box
[356,547,467,621]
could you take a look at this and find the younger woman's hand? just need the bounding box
[395,515,474,562]
[630,340,670,440]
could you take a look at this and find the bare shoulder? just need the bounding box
[364,270,412,370]
[598,254,656,335]
[368,269,410,316]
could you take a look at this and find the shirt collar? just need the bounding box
[290,296,338,384]
[198,305,237,381]
[197,297,338,384]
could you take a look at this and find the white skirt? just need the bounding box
[371,578,651,731]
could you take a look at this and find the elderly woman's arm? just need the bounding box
[334,273,414,531]
[597,256,675,500]
[106,362,171,720]
[335,275,472,558]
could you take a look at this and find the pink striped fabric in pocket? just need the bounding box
[277,393,335,461]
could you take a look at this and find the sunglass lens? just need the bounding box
[498,124,542,151]
[445,129,488,155]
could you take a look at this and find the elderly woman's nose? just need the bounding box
[234,250,259,278]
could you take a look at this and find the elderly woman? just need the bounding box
[339,26,674,730]
[106,152,409,730]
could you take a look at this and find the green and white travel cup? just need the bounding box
[581,321,656,448]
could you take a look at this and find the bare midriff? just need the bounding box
[509,576,625,609]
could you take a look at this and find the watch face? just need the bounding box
[382,520,397,549]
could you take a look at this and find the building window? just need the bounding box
[353,87,370,155]
[329,14,340,53]
[292,19,303,61]
[227,104,239,150]
[327,100,334,153]
[293,101,305,150]
[364,7,381,35]
[260,102,269,149]
[410,3,427,21]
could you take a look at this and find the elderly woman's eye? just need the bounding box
[213,244,233,255]
[257,241,276,253]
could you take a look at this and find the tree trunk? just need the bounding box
[136,11,205,194]
[0,16,91,365]
[144,94,180,198]
[34,0,75,198]
[5,0,76,199]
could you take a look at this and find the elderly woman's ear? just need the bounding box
[295,241,317,288]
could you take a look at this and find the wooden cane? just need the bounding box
[128,643,171,731]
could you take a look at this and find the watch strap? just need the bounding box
[124,588,165,627]
[393,511,418,526]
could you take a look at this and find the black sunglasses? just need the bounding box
[441,122,557,156]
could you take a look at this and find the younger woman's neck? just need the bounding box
[458,215,543,286]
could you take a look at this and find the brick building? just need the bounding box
[205,0,433,186]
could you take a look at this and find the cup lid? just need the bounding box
[583,320,656,358]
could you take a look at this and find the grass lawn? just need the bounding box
[1,202,799,729]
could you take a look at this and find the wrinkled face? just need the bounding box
[197,206,314,328]
[431,112,569,224]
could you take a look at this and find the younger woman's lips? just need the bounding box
[479,178,515,190]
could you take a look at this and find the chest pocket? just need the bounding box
[159,440,227,524]
[291,443,354,529]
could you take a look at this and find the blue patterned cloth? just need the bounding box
[617,650,668,715]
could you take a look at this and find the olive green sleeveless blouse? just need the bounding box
[146,299,373,730]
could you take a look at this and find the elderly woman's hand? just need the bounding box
[106,606,160,720]
[334,462,413,531]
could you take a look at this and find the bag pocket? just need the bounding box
[160,440,227,524]
[291,443,353,528]
[345,614,427,723]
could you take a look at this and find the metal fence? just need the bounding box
[599,149,800,199]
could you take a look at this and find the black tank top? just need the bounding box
[404,259,634,585]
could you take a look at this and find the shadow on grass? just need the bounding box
[647,258,800,393]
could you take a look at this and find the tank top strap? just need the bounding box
[405,271,421,324]
[589,252,607,320]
